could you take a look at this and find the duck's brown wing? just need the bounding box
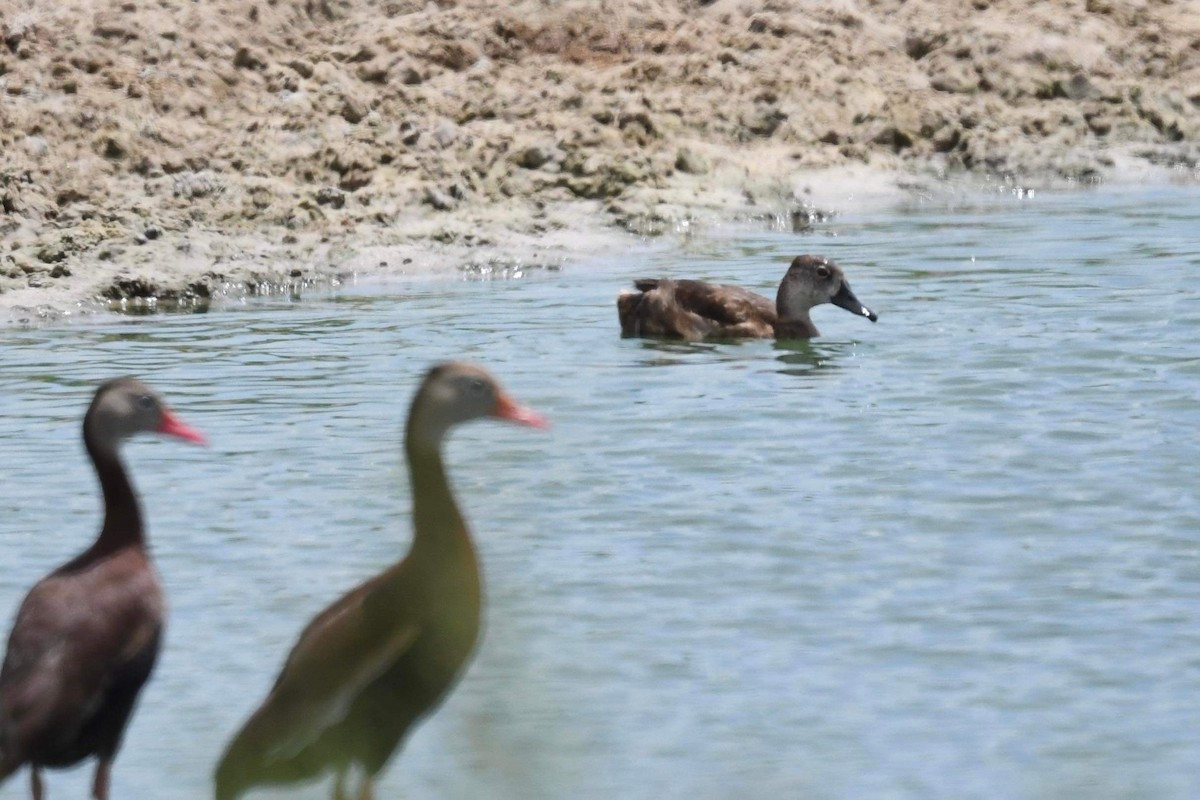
[619,278,777,340]
[0,563,162,771]
[220,568,422,762]
[617,280,706,339]
[617,286,650,336]
[215,571,419,797]
[670,280,776,332]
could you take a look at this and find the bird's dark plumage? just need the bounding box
[0,377,205,800]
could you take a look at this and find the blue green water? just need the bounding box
[1,184,1198,799]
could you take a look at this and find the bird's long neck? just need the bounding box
[404,434,476,569]
[402,429,483,658]
[774,316,820,338]
[775,292,820,338]
[85,429,145,557]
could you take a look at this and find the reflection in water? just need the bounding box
[772,339,849,380]
[632,338,723,366]
[631,336,852,380]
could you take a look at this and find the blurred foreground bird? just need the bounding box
[0,377,206,800]
[215,362,548,800]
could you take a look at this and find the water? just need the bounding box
[1,184,1199,799]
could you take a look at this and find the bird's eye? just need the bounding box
[467,378,488,397]
[135,395,155,411]
[816,266,831,279]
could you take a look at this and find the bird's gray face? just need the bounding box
[779,256,877,322]
[92,380,170,442]
[88,378,207,446]
[418,364,549,437]
[425,369,505,429]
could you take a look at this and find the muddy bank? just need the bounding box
[1,0,1198,318]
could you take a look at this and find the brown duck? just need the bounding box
[0,377,207,800]
[617,254,878,340]
[215,362,548,800]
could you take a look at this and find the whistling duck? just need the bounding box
[215,362,548,800]
[0,377,206,800]
[617,254,878,340]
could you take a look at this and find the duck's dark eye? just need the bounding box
[816,266,831,279]
[467,378,488,398]
[135,394,156,411]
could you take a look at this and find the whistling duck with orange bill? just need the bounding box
[0,378,207,800]
[215,362,548,800]
[617,254,878,341]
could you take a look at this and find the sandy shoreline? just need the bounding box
[2,0,1199,321]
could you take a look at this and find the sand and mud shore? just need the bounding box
[1,0,1198,319]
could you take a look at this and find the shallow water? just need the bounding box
[1,184,1199,799]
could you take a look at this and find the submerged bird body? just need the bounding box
[0,377,206,800]
[617,255,877,341]
[216,363,547,800]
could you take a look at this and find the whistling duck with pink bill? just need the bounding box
[617,254,878,341]
[216,362,548,800]
[0,377,207,800]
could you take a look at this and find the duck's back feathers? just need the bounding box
[0,551,162,771]
[618,279,777,340]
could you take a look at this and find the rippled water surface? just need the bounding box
[1,184,1199,799]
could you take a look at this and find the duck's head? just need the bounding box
[408,362,549,450]
[777,255,877,323]
[85,377,207,451]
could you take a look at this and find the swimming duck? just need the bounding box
[215,362,548,800]
[617,255,877,340]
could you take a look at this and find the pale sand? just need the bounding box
[2,0,1198,320]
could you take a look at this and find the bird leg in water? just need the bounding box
[93,760,111,800]
[30,769,43,800]
[356,778,375,800]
